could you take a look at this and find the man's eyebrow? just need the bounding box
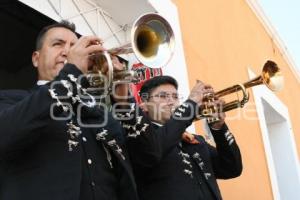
[51,38,66,43]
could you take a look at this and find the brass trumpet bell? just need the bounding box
[130,13,175,68]
[88,13,175,91]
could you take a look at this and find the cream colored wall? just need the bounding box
[173,0,300,199]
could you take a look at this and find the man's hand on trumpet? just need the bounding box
[67,35,105,74]
[188,80,226,129]
[188,80,214,106]
[209,97,226,130]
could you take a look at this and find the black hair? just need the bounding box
[139,75,178,101]
[35,20,76,50]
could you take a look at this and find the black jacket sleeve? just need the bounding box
[205,124,243,179]
[0,64,83,157]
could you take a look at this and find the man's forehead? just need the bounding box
[46,27,78,42]
[152,84,177,93]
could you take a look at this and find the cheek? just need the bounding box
[40,54,54,66]
[43,56,61,76]
[145,103,159,117]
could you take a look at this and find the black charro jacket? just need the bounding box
[117,99,242,200]
[0,64,138,200]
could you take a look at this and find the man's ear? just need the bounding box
[32,51,39,68]
[139,101,148,112]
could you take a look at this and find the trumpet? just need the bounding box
[87,13,175,91]
[199,60,284,123]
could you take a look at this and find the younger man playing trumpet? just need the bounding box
[121,75,243,200]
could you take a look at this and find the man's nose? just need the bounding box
[166,96,177,104]
[61,44,71,56]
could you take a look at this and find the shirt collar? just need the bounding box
[37,80,50,86]
[151,121,163,127]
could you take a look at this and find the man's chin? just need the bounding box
[162,112,172,121]
[54,65,65,75]
[56,63,65,69]
[164,110,173,116]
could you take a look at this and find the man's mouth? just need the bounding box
[161,107,174,114]
[57,59,67,65]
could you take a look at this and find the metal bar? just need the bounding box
[83,0,113,19]
[47,0,63,19]
[72,0,97,35]
[99,10,122,45]
[64,7,99,20]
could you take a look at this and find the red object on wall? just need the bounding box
[130,63,163,104]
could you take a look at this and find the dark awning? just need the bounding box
[0,0,55,89]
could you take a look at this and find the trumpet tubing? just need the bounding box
[200,60,284,123]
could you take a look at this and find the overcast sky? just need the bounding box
[258,0,300,73]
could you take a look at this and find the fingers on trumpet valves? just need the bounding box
[85,37,106,58]
[91,39,104,46]
[84,36,103,46]
[203,92,214,100]
[190,82,216,107]
[200,97,225,116]
[201,85,214,99]
[199,101,213,116]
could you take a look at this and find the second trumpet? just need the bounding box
[199,60,284,123]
